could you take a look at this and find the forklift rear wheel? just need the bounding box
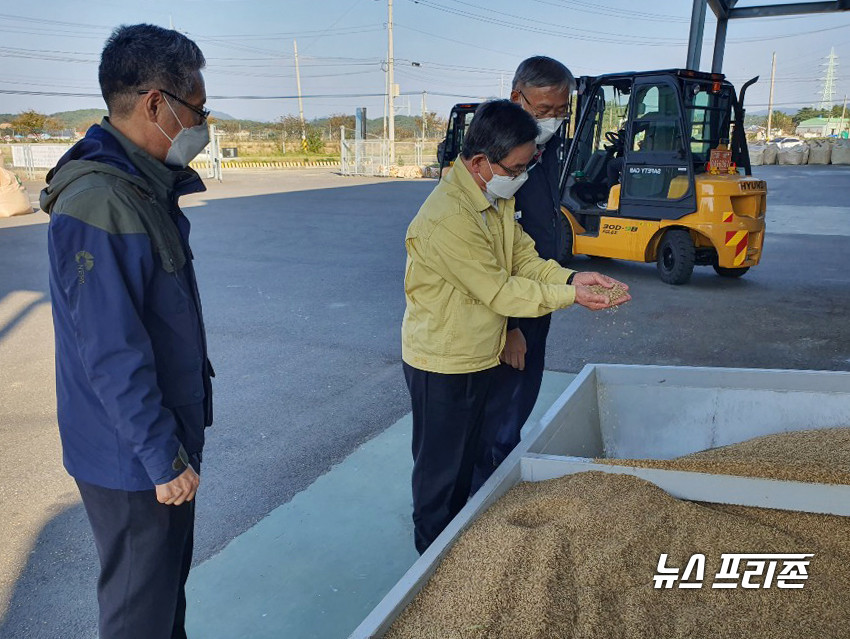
[656,230,695,285]
[713,265,749,278]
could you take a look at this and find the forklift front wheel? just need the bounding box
[713,264,750,278]
[557,213,574,266]
[656,229,695,285]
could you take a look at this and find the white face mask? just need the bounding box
[535,117,562,145]
[156,97,210,168]
[483,157,528,201]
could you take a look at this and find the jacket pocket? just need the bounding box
[160,369,205,408]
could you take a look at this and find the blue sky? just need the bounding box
[1,0,848,122]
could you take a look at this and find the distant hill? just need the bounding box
[310,114,429,137]
[0,109,107,131]
[0,108,236,130]
[50,109,108,130]
[0,109,429,135]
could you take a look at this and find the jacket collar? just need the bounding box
[100,117,205,202]
[445,158,493,213]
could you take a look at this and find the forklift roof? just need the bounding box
[581,68,729,86]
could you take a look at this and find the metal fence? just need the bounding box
[10,144,73,178]
[7,127,225,181]
[341,135,389,177]
[341,127,438,177]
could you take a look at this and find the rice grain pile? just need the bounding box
[385,428,850,639]
[601,427,850,486]
[587,283,629,307]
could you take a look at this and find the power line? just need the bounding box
[525,0,690,23]
[0,12,111,30]
[435,0,687,39]
[409,0,850,46]
[190,24,380,40]
[300,0,367,53]
[407,0,688,45]
[0,88,485,100]
[394,23,530,58]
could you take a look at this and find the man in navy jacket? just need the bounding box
[42,24,213,639]
[473,57,576,490]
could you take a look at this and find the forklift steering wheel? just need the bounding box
[605,130,623,146]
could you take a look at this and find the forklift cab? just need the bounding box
[560,69,752,233]
[437,103,479,177]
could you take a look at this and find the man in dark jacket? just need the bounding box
[473,57,577,491]
[42,24,213,639]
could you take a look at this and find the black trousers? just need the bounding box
[607,156,624,190]
[403,362,497,554]
[76,477,196,639]
[472,313,552,493]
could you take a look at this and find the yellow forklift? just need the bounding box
[439,69,766,284]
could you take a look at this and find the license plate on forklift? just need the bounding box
[709,148,732,173]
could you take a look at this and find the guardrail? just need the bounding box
[189,160,341,170]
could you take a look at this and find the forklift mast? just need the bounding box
[437,103,479,177]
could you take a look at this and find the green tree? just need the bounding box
[394,122,416,139]
[414,111,447,138]
[792,106,827,125]
[305,128,324,153]
[769,110,794,135]
[277,114,305,139]
[12,109,58,135]
[326,113,355,140]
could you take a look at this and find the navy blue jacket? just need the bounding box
[42,119,213,491]
[514,134,567,261]
[509,134,568,330]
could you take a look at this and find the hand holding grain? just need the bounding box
[572,272,631,310]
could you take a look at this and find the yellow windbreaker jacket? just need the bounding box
[401,159,576,374]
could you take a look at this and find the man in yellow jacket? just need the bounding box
[401,100,630,553]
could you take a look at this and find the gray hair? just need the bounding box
[512,56,575,93]
[99,24,206,117]
[460,100,538,162]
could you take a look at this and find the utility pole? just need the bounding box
[293,39,307,151]
[387,0,396,165]
[382,69,388,141]
[420,91,427,141]
[499,73,504,98]
[839,94,848,137]
[766,51,776,140]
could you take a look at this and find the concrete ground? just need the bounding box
[0,164,848,638]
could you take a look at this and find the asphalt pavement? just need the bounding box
[0,164,848,638]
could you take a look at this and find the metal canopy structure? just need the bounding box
[687,0,850,73]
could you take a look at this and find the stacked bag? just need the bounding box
[748,144,765,165]
[833,139,850,165]
[777,141,809,165]
[762,143,779,165]
[807,140,832,165]
[746,139,850,166]
[0,167,33,218]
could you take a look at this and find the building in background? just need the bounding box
[795,117,850,138]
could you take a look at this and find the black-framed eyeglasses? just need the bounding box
[138,89,210,123]
[494,159,527,180]
[519,89,570,121]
